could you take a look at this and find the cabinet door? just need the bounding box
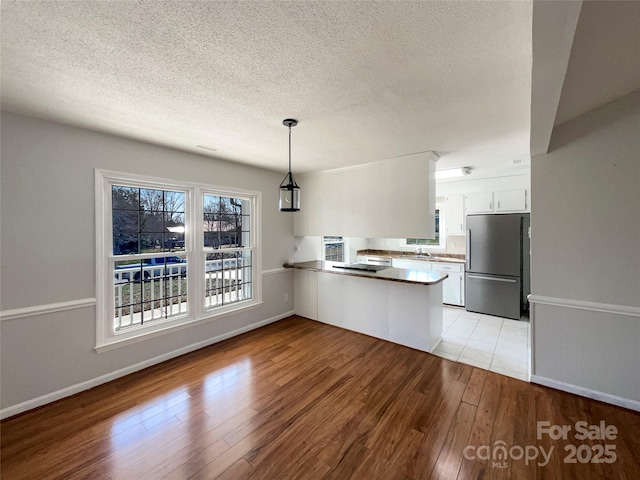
[494,189,527,212]
[431,263,463,306]
[465,191,494,214]
[445,193,465,235]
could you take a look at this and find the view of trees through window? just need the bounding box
[112,186,185,255]
[203,195,247,249]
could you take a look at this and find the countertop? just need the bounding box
[357,249,466,264]
[284,261,448,285]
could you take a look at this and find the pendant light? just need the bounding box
[279,118,301,212]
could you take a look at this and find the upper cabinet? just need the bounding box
[444,193,465,235]
[465,191,494,214]
[465,189,527,215]
[494,189,527,212]
[293,152,438,238]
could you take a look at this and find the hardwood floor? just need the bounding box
[2,316,639,479]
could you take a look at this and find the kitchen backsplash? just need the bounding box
[367,235,466,255]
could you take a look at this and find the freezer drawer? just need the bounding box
[465,273,521,319]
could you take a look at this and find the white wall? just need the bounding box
[0,112,295,414]
[530,90,640,409]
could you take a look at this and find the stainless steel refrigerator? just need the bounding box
[465,213,530,320]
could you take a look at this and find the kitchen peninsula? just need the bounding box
[284,260,447,353]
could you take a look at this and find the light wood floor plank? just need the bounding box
[1,316,638,480]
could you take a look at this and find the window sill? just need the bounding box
[95,299,263,353]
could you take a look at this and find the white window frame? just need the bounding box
[95,169,262,352]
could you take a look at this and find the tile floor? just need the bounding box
[432,306,530,381]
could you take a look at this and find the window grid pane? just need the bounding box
[112,186,185,255]
[204,251,252,309]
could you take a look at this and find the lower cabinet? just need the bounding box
[431,263,464,306]
[293,269,443,352]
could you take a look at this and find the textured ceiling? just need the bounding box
[1,0,533,174]
[554,0,640,126]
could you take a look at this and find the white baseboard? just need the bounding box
[530,374,640,413]
[0,310,294,420]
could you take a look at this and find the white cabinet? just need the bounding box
[494,189,527,212]
[294,269,444,353]
[430,263,464,306]
[465,189,527,215]
[445,193,465,235]
[465,191,494,214]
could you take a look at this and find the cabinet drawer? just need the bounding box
[392,259,432,271]
[431,263,463,273]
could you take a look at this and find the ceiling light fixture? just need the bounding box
[435,167,472,179]
[279,119,301,212]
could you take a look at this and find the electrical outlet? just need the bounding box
[284,293,289,302]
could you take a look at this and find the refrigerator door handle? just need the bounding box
[466,230,471,270]
[466,274,517,283]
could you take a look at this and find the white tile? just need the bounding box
[499,329,528,342]
[442,332,469,347]
[432,350,459,362]
[490,365,528,381]
[447,323,476,338]
[458,311,482,321]
[465,338,497,354]
[443,319,455,331]
[455,316,479,326]
[443,307,463,317]
[441,332,469,347]
[496,337,527,350]
[460,346,494,364]
[491,354,528,374]
[435,341,465,356]
[458,356,491,370]
[473,324,502,335]
[502,319,529,331]
[469,328,500,344]
[479,315,504,327]
[494,344,528,363]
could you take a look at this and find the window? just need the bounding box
[203,194,253,309]
[323,236,344,262]
[406,209,445,249]
[96,170,261,351]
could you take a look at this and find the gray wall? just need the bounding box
[530,90,640,406]
[0,112,295,411]
[531,91,640,306]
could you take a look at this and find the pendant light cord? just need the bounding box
[288,124,292,176]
